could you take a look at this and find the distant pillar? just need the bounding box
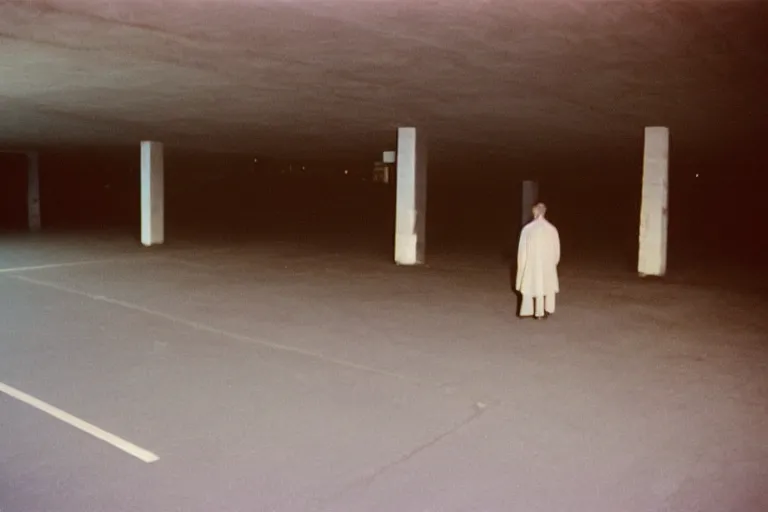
[27,151,41,232]
[394,127,427,265]
[521,180,538,226]
[373,151,396,185]
[638,127,669,277]
[140,141,164,246]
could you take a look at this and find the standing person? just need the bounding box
[516,203,560,320]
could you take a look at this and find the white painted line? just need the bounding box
[12,274,414,382]
[0,256,156,274]
[0,381,159,464]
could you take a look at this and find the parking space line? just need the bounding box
[0,381,159,464]
[0,256,156,274]
[12,274,415,382]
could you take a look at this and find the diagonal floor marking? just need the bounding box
[11,274,416,382]
[0,256,158,274]
[0,381,159,464]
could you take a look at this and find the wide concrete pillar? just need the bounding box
[394,127,427,265]
[140,141,164,246]
[26,151,41,232]
[521,180,538,226]
[638,127,669,277]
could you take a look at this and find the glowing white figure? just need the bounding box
[516,203,560,319]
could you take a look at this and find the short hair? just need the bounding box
[533,202,547,216]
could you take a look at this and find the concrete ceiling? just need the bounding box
[0,0,766,167]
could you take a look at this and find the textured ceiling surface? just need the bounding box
[0,0,765,164]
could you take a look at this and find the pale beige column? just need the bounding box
[140,141,164,246]
[638,127,669,277]
[394,127,427,265]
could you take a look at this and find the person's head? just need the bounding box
[532,202,547,219]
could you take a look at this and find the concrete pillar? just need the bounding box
[26,151,41,232]
[140,141,164,246]
[394,127,427,265]
[638,127,669,277]
[521,180,538,226]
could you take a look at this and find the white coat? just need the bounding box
[515,217,560,297]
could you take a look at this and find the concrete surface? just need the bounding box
[1,233,767,511]
[0,1,765,160]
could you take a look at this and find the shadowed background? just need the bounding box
[1,0,766,281]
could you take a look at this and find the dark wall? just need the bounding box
[0,153,29,231]
[38,153,139,229]
[2,149,764,274]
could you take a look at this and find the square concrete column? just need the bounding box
[140,141,164,246]
[27,151,41,232]
[521,180,538,226]
[638,127,669,277]
[394,127,427,265]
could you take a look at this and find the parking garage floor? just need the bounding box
[1,232,766,512]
